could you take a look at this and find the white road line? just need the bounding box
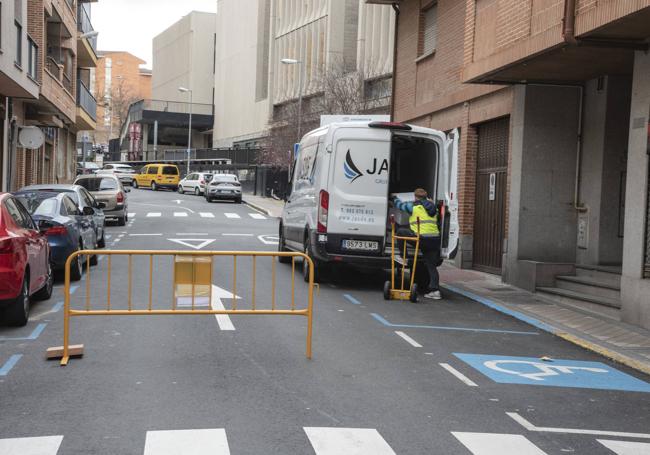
[439,363,479,387]
[211,285,236,331]
[507,412,650,439]
[0,435,64,455]
[304,428,396,455]
[176,233,208,236]
[394,331,422,347]
[452,432,547,454]
[128,212,136,217]
[223,233,254,237]
[598,439,650,454]
[224,213,240,219]
[174,212,188,217]
[144,429,230,455]
[129,233,163,237]
[147,212,161,217]
[249,213,266,220]
[199,212,215,218]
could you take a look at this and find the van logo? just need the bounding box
[343,150,363,182]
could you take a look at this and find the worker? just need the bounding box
[391,188,442,300]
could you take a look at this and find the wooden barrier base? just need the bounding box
[46,344,85,360]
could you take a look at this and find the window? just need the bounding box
[27,37,37,78]
[63,196,81,216]
[80,189,95,208]
[420,3,438,57]
[162,166,179,175]
[76,177,118,192]
[6,197,32,229]
[147,166,158,175]
[14,21,22,66]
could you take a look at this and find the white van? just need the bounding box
[279,121,459,282]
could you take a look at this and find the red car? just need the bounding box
[0,193,53,326]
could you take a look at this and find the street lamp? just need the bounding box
[178,86,193,176]
[281,58,304,140]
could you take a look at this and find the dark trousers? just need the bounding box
[396,228,441,292]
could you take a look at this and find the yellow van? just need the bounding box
[133,164,180,191]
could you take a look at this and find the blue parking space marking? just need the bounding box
[454,353,650,392]
[0,323,47,342]
[0,355,23,376]
[343,294,362,305]
[371,313,539,335]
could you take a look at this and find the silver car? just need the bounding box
[97,164,136,186]
[205,174,242,203]
[74,174,130,226]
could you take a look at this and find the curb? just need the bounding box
[441,283,650,377]
[243,199,275,217]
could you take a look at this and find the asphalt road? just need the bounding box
[1,188,650,454]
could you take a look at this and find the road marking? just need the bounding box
[224,213,240,219]
[200,212,215,218]
[168,239,217,250]
[0,323,47,341]
[452,432,547,454]
[129,233,163,237]
[598,439,650,454]
[249,213,266,220]
[147,212,161,217]
[176,233,208,236]
[118,234,125,238]
[0,355,23,376]
[174,212,188,217]
[176,297,211,308]
[370,313,539,335]
[172,199,183,205]
[69,285,79,294]
[223,233,254,237]
[258,234,279,245]
[394,331,422,347]
[304,428,396,455]
[31,302,64,321]
[507,412,650,439]
[128,212,136,217]
[0,435,64,454]
[455,353,650,391]
[211,285,238,331]
[344,294,362,305]
[144,429,230,455]
[439,363,479,387]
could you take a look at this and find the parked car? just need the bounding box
[74,174,130,226]
[132,164,180,191]
[279,121,459,283]
[76,162,101,175]
[97,163,136,186]
[0,193,53,326]
[178,172,213,195]
[18,184,106,248]
[14,192,98,280]
[205,174,242,203]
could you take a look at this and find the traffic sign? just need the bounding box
[454,353,650,392]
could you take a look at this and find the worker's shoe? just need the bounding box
[424,290,442,300]
[394,254,406,266]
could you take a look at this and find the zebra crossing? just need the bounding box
[137,212,267,220]
[1,428,647,454]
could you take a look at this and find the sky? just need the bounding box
[92,0,217,68]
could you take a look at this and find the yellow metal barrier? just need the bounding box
[51,250,315,366]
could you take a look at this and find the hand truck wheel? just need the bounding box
[383,280,391,300]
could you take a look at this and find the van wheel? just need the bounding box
[302,239,320,283]
[151,181,158,191]
[6,276,30,326]
[278,226,291,264]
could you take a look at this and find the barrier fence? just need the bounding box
[52,250,315,366]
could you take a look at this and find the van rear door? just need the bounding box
[439,129,459,259]
[326,127,391,255]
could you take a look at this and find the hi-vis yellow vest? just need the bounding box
[410,204,439,236]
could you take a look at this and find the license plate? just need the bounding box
[342,240,379,251]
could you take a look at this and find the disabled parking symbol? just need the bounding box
[454,353,650,392]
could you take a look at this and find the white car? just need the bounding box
[97,164,136,186]
[205,174,242,203]
[178,172,214,195]
[279,121,459,282]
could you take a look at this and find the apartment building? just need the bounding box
[152,11,216,105]
[94,51,152,146]
[213,0,395,149]
[382,0,650,329]
[1,0,98,191]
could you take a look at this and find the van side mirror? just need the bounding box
[82,206,94,216]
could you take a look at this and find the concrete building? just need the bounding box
[213,0,395,149]
[94,51,152,146]
[1,0,98,191]
[152,11,216,105]
[382,0,650,329]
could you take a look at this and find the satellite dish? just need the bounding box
[18,126,45,149]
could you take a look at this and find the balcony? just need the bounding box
[77,4,98,68]
[76,78,97,130]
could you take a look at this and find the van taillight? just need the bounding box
[117,192,124,203]
[317,190,329,233]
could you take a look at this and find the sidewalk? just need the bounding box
[439,264,650,375]
[243,194,285,218]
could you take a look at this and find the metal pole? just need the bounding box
[297,62,304,140]
[153,120,158,160]
[187,90,193,176]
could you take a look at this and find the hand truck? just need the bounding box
[383,215,421,303]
